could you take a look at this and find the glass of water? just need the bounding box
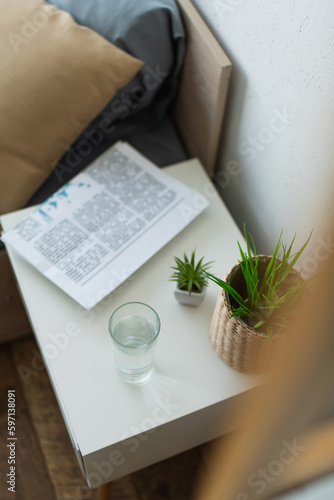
[108,302,161,385]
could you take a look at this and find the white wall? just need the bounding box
[193,0,334,268]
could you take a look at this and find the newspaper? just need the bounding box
[1,142,209,309]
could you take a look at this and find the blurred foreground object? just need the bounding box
[195,229,334,500]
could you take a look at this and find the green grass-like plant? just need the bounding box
[205,225,313,340]
[169,250,213,294]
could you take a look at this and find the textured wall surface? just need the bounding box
[193,0,334,266]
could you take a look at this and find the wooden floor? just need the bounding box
[0,335,218,500]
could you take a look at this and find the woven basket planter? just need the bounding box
[209,257,288,374]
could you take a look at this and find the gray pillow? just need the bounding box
[47,0,186,138]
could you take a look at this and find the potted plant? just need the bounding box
[205,225,313,373]
[169,250,213,306]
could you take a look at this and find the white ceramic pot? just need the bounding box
[173,283,206,306]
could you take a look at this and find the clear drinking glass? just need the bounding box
[108,302,161,385]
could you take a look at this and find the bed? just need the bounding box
[0,0,231,343]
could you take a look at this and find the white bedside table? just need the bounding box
[1,159,258,488]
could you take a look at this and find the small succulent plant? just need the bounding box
[169,250,213,294]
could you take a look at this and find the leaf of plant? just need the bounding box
[204,272,249,310]
[253,319,266,328]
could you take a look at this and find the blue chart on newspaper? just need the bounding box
[1,142,209,309]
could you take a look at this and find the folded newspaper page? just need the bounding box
[2,142,209,309]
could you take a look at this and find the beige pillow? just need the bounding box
[0,0,143,214]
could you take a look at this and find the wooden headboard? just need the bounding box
[174,0,232,176]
